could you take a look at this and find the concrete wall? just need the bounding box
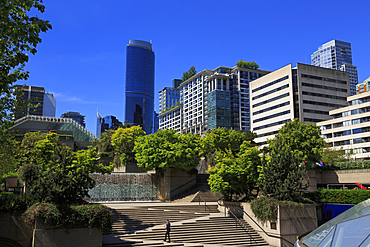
[157,168,196,200]
[0,213,33,247]
[242,203,317,247]
[316,169,370,184]
[33,228,102,247]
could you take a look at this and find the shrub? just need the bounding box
[304,189,370,204]
[22,202,112,231]
[0,193,35,212]
[250,196,311,222]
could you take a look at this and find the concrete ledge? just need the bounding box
[33,228,102,247]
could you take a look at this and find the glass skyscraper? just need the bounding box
[125,40,155,134]
[311,40,358,95]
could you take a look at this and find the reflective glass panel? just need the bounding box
[331,214,370,247]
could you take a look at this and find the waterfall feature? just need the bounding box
[87,173,158,202]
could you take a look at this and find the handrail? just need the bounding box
[198,195,212,212]
[170,178,197,195]
[226,205,257,246]
[239,205,294,247]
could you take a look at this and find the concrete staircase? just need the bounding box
[104,204,269,247]
[172,184,221,203]
[109,206,217,233]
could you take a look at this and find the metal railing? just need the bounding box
[240,206,294,247]
[170,178,197,196]
[198,195,213,212]
[223,204,257,246]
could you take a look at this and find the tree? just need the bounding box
[1,1,52,93]
[111,126,145,166]
[207,141,262,201]
[181,66,196,82]
[236,60,259,69]
[259,136,308,202]
[134,129,201,172]
[321,143,350,167]
[19,133,113,204]
[201,127,256,166]
[268,119,325,163]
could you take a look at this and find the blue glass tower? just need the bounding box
[125,40,155,134]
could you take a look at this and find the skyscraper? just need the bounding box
[96,113,122,138]
[125,40,155,134]
[16,85,56,119]
[311,40,358,95]
[61,111,86,127]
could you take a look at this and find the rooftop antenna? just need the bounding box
[150,40,152,44]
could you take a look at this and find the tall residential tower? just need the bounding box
[311,40,358,95]
[125,40,155,134]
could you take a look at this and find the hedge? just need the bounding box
[22,202,112,231]
[304,189,370,204]
[0,193,35,212]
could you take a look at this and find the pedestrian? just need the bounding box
[164,219,171,242]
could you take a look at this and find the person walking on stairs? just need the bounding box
[164,219,171,242]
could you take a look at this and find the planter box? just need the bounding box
[32,219,102,247]
[6,176,18,188]
[242,202,317,247]
[0,212,33,247]
[218,201,243,218]
[33,228,102,247]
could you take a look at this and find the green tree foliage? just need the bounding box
[268,119,325,163]
[321,143,350,167]
[134,129,201,172]
[94,129,115,156]
[207,141,262,201]
[111,126,145,166]
[0,130,19,177]
[201,127,256,166]
[236,60,259,69]
[19,133,113,204]
[259,136,309,202]
[181,66,196,82]
[1,0,52,92]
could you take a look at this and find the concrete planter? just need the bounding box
[0,212,33,247]
[218,201,243,217]
[33,219,102,247]
[242,202,317,247]
[6,176,18,188]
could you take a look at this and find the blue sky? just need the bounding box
[23,0,370,134]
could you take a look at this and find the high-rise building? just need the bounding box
[317,77,370,160]
[158,65,270,135]
[61,111,85,127]
[125,40,155,134]
[16,85,56,118]
[311,40,358,95]
[96,113,122,138]
[250,63,350,145]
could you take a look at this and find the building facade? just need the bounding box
[158,65,270,135]
[96,113,123,138]
[250,63,350,145]
[311,40,358,95]
[317,79,370,160]
[16,85,56,118]
[125,40,155,134]
[61,111,85,127]
[159,86,180,113]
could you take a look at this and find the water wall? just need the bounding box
[88,173,158,202]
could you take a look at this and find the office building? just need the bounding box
[159,65,270,135]
[12,115,95,143]
[125,40,155,134]
[311,40,358,95]
[96,113,122,138]
[250,63,350,145]
[61,111,85,127]
[159,87,180,113]
[317,78,370,160]
[16,85,56,118]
